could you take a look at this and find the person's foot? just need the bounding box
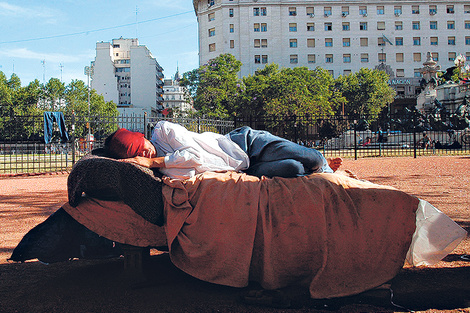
[327,157,342,172]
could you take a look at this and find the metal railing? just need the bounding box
[0,113,469,175]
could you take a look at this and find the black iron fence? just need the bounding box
[1,113,469,175]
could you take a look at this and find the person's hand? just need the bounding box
[120,156,165,169]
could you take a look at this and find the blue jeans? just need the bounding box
[227,126,332,178]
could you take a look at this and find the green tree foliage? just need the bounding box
[180,54,242,118]
[0,71,118,140]
[334,68,395,119]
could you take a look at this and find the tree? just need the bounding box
[41,78,66,111]
[334,68,395,120]
[181,54,242,118]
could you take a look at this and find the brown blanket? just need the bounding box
[162,172,418,299]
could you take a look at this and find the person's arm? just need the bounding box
[120,156,165,169]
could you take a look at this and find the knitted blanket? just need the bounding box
[67,153,165,226]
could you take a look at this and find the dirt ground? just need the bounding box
[0,156,469,313]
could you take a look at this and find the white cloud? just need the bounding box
[0,48,89,64]
[0,2,61,23]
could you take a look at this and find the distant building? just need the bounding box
[193,0,470,112]
[91,38,164,116]
[162,69,194,116]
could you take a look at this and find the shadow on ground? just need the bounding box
[1,254,469,313]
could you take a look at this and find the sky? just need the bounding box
[0,0,199,86]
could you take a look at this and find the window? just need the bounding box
[414,69,422,77]
[324,7,332,16]
[432,52,439,61]
[448,52,456,61]
[325,38,333,47]
[413,37,421,45]
[412,21,420,30]
[360,22,367,30]
[447,5,454,14]
[261,7,267,16]
[289,23,297,32]
[378,53,386,63]
[396,53,404,62]
[261,39,267,48]
[394,6,402,16]
[430,37,438,45]
[378,37,385,46]
[342,22,350,31]
[377,6,384,15]
[465,5,470,14]
[377,21,385,30]
[208,0,214,6]
[261,23,267,32]
[447,21,455,30]
[343,38,350,47]
[343,54,351,63]
[430,21,438,29]
[307,38,315,47]
[325,54,333,63]
[359,6,367,16]
[465,21,470,29]
[290,55,298,64]
[429,5,437,15]
[413,53,421,62]
[208,28,215,37]
[254,23,260,32]
[306,7,314,16]
[209,43,216,52]
[467,52,470,61]
[307,23,315,31]
[289,7,297,16]
[361,53,369,62]
[208,12,215,21]
[308,54,316,63]
[229,8,234,17]
[342,6,349,16]
[360,38,368,46]
[343,70,352,75]
[466,36,470,45]
[325,22,332,31]
[253,8,259,16]
[448,36,455,45]
[254,39,260,48]
[396,37,403,45]
[229,24,234,33]
[262,55,268,64]
[230,40,234,49]
[396,69,405,77]
[412,5,420,14]
[113,44,120,48]
[289,39,298,48]
[395,21,402,30]
[254,55,261,64]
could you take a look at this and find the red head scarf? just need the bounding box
[107,128,146,159]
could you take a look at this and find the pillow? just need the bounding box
[67,153,164,226]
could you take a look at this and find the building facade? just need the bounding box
[194,0,470,111]
[91,38,164,116]
[162,69,194,115]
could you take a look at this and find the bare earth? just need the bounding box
[0,156,469,313]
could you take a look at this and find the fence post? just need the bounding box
[413,110,417,158]
[71,111,76,165]
[144,112,148,138]
[354,120,358,160]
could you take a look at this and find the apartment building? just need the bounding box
[91,38,164,117]
[162,69,194,115]
[194,0,470,110]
